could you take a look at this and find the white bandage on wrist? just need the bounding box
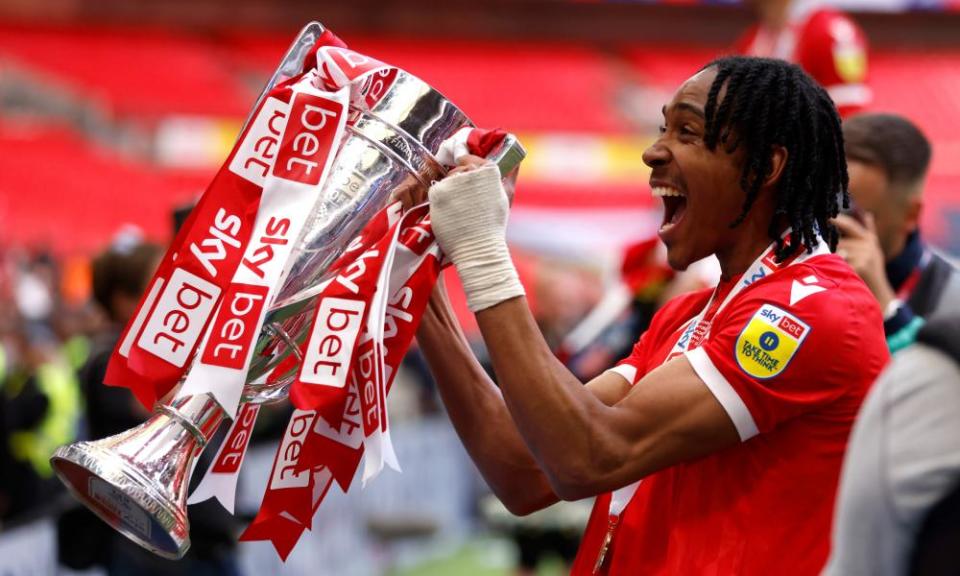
[428,164,525,312]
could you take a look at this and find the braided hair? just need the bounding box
[701,56,848,261]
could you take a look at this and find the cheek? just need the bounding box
[678,148,746,228]
[704,168,746,222]
[847,166,887,213]
[875,208,907,244]
[849,186,881,213]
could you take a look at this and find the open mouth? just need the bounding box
[652,186,687,234]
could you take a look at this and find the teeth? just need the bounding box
[651,186,685,198]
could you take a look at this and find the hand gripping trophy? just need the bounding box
[50,22,524,560]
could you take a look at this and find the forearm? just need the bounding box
[476,298,627,499]
[416,286,558,514]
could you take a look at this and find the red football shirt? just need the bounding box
[736,5,871,116]
[570,252,889,575]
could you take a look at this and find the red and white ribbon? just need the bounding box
[176,76,350,417]
[187,401,261,513]
[177,45,400,419]
[105,90,279,409]
[103,34,353,409]
[288,202,402,417]
[238,126,507,558]
[241,205,443,558]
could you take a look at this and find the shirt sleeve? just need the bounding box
[607,329,652,386]
[605,293,703,386]
[797,11,871,116]
[684,285,873,440]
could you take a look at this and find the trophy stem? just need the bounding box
[160,394,226,449]
[51,394,225,560]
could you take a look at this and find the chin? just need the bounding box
[665,247,693,272]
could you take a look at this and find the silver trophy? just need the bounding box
[50,22,525,560]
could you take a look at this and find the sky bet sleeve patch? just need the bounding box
[735,304,810,380]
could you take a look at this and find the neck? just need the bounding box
[716,223,785,281]
[758,0,793,29]
[885,230,924,290]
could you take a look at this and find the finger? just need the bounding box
[390,176,428,209]
[846,255,868,273]
[445,165,474,177]
[446,159,497,180]
[836,236,856,253]
[833,214,868,239]
[835,239,864,262]
[456,154,491,169]
[863,211,878,235]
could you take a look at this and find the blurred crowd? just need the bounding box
[0,244,96,522]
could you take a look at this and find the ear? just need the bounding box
[764,145,788,189]
[902,194,923,234]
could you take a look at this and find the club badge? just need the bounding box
[736,303,810,379]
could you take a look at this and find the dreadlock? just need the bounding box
[701,56,848,261]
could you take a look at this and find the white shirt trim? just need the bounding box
[607,364,638,386]
[685,347,759,441]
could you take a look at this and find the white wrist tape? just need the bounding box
[428,164,525,312]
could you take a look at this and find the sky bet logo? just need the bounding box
[272,92,343,185]
[736,303,810,379]
[137,268,220,367]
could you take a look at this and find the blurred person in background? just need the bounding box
[80,229,159,440]
[58,231,158,572]
[0,326,79,521]
[58,227,242,576]
[418,57,888,575]
[560,239,720,383]
[738,0,870,115]
[834,113,959,353]
[825,112,960,576]
[826,312,960,575]
[0,250,82,524]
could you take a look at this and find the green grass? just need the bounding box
[392,539,567,576]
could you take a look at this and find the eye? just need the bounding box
[680,125,698,137]
[658,125,667,135]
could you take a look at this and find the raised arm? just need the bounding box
[427,159,741,501]
[476,296,739,500]
[416,278,629,514]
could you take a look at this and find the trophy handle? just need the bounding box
[239,21,327,136]
[486,133,526,179]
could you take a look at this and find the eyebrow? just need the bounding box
[662,102,706,120]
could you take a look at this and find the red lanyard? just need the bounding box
[896,251,929,301]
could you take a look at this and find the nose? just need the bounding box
[642,138,671,169]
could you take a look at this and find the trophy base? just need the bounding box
[51,442,190,560]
